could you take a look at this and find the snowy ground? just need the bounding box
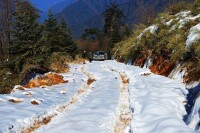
[0,61,198,133]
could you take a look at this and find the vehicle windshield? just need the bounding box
[98,51,105,55]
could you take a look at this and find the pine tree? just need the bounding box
[41,12,77,58]
[111,28,121,44]
[10,0,41,72]
[103,4,124,53]
[57,18,77,57]
[41,10,59,55]
[0,0,13,64]
[103,4,124,37]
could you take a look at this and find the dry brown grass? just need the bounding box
[49,62,69,73]
[71,54,82,64]
[47,52,72,73]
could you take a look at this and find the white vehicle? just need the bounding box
[93,51,107,61]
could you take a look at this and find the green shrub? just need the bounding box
[167,2,191,15]
[189,41,200,60]
[154,12,173,24]
[0,68,20,94]
[182,20,200,31]
[111,0,200,82]
[191,0,200,15]
[112,24,147,59]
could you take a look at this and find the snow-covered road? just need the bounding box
[0,61,198,133]
[36,62,121,132]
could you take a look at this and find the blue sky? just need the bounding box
[30,0,67,11]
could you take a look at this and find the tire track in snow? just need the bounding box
[105,65,132,133]
[114,72,132,133]
[15,67,95,133]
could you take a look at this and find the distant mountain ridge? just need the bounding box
[30,0,66,12]
[30,0,77,21]
[55,0,193,38]
[52,0,78,14]
[56,0,130,38]
[57,0,129,23]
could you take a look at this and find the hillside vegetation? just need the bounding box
[0,1,77,94]
[112,1,200,83]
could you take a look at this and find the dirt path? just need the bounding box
[18,67,95,133]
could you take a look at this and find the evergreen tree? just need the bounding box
[103,4,124,37]
[103,4,124,54]
[40,12,77,58]
[57,18,77,57]
[10,0,41,72]
[41,10,59,55]
[81,28,100,40]
[0,0,13,64]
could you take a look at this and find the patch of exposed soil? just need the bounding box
[149,56,175,77]
[87,78,96,85]
[31,100,39,105]
[24,73,68,88]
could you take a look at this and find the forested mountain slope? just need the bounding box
[57,0,194,38]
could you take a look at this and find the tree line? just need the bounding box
[0,0,77,93]
[78,4,126,56]
[0,0,77,73]
[78,0,195,56]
